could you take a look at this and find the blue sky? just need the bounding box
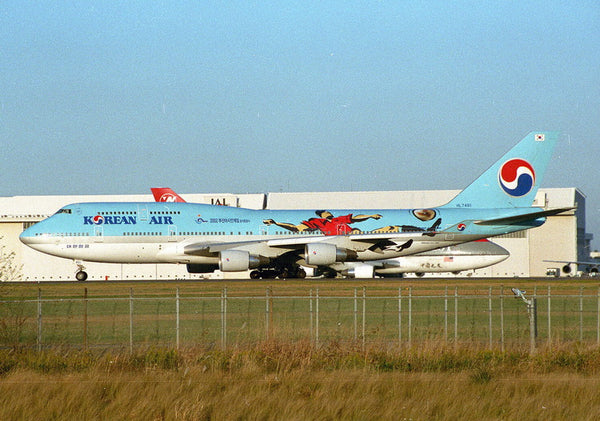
[2,2,599,248]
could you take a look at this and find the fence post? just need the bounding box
[309,289,313,344]
[535,286,539,346]
[37,288,42,352]
[454,286,458,346]
[408,286,412,347]
[580,286,584,342]
[176,287,180,350]
[362,286,366,351]
[221,287,227,349]
[529,297,537,353]
[444,286,448,342]
[488,287,492,349]
[354,288,358,342]
[83,288,88,351]
[316,288,319,346]
[398,287,402,346]
[129,288,133,354]
[548,285,552,346]
[500,285,504,352]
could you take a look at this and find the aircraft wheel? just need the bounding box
[415,272,425,278]
[250,270,261,279]
[76,271,88,282]
[296,268,306,279]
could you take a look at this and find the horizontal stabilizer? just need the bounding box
[474,207,574,226]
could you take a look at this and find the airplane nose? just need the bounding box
[19,229,32,244]
[20,223,41,246]
[488,241,510,256]
[19,228,29,244]
[452,239,510,257]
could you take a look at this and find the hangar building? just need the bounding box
[0,188,592,281]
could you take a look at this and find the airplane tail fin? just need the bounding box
[443,131,560,209]
[151,188,187,203]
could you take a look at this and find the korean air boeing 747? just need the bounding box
[20,132,571,281]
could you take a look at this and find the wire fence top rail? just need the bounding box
[3,287,600,304]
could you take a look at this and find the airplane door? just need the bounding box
[138,205,148,222]
[94,226,104,242]
[168,225,178,242]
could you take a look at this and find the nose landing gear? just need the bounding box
[75,271,88,281]
[75,261,88,281]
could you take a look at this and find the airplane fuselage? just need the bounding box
[20,201,545,267]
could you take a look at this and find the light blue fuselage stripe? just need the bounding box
[22,202,545,239]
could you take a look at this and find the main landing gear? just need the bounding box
[250,266,307,279]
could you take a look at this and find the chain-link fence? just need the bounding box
[1,285,599,352]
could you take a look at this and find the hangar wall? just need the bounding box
[0,188,590,281]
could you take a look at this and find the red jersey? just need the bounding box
[302,214,354,235]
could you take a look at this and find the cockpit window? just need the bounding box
[55,208,72,215]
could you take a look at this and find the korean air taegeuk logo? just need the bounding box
[498,159,535,197]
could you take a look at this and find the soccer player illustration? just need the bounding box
[263,210,384,236]
[263,209,442,237]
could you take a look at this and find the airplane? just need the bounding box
[20,131,572,281]
[543,259,600,276]
[327,239,509,278]
[150,188,510,278]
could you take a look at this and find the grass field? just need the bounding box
[1,342,600,420]
[2,278,600,419]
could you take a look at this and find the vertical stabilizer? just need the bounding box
[151,188,187,203]
[443,131,559,208]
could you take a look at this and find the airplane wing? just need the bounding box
[184,236,326,256]
[544,260,600,266]
[182,230,474,260]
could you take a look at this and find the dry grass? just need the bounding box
[1,342,600,420]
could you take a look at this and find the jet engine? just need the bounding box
[219,250,267,272]
[342,264,375,279]
[562,264,572,274]
[305,243,357,266]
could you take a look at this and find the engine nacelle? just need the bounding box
[342,264,375,279]
[562,264,572,274]
[219,250,266,272]
[305,243,356,266]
